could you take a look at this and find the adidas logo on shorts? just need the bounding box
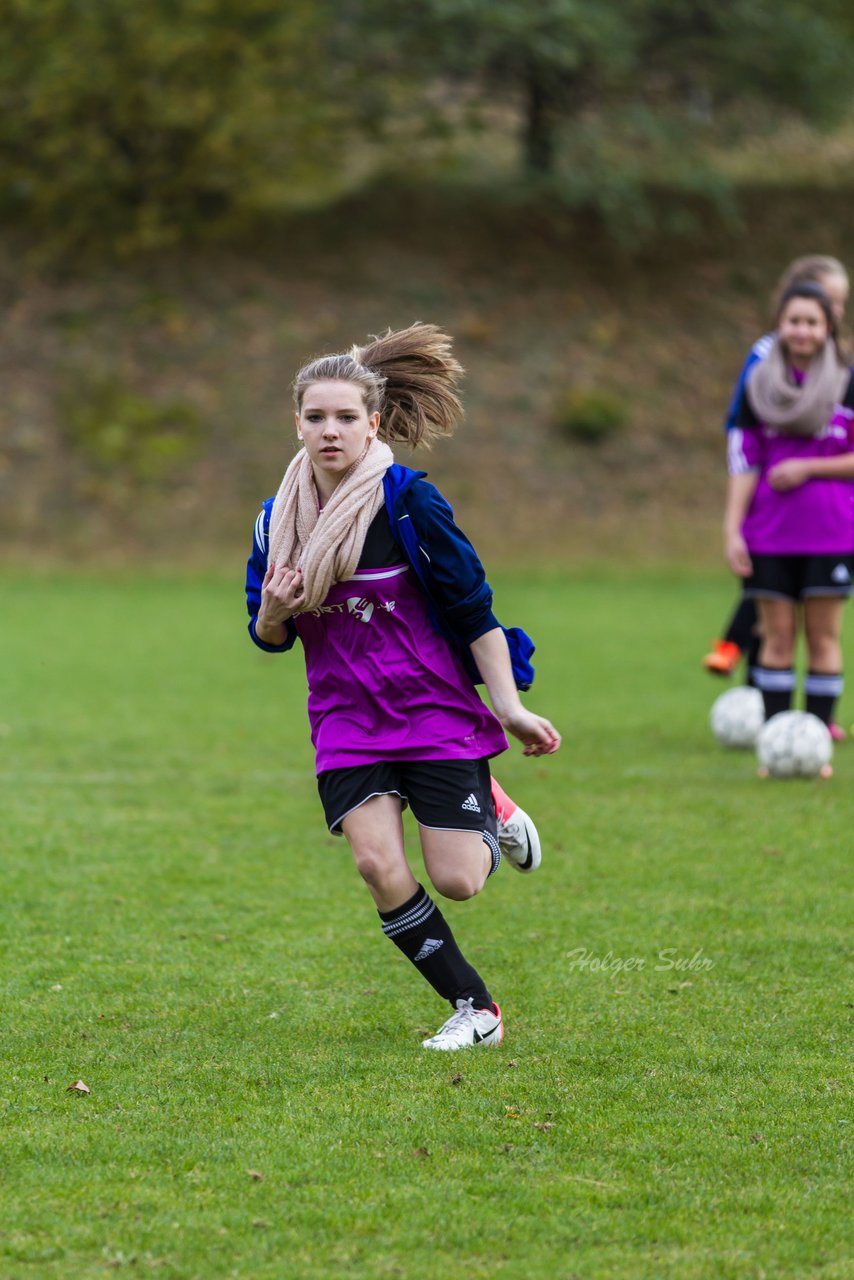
[461,792,481,814]
[414,938,444,961]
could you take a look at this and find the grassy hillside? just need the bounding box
[2,184,853,566]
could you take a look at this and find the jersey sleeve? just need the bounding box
[727,425,763,476]
[245,502,298,653]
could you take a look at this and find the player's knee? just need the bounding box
[352,846,398,893]
[807,634,838,665]
[430,868,485,902]
[763,637,794,666]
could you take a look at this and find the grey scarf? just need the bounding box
[746,337,849,437]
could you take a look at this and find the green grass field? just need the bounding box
[1,568,852,1280]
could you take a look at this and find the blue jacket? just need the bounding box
[724,334,773,431]
[245,463,535,689]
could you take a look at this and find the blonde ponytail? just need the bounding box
[294,322,464,450]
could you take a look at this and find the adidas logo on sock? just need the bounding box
[414,938,444,962]
[461,792,481,813]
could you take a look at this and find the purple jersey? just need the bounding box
[293,560,508,773]
[728,376,854,555]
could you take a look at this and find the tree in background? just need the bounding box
[0,0,347,252]
[0,0,852,253]
[369,0,854,214]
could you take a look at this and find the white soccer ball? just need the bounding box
[709,686,765,749]
[756,711,833,779]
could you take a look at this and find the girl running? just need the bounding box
[245,323,561,1050]
[725,281,854,762]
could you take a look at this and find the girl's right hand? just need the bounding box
[258,561,305,626]
[725,531,752,578]
[501,708,561,757]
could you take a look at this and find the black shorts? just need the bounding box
[745,553,854,603]
[317,758,498,841]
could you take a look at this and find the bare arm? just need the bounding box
[724,471,759,577]
[768,453,854,490]
[469,628,561,757]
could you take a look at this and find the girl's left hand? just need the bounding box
[501,709,561,757]
[767,459,812,492]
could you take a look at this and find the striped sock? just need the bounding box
[753,666,795,719]
[378,884,494,1011]
[804,670,843,726]
[484,827,501,878]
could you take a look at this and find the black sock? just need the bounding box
[725,596,758,651]
[378,885,494,1011]
[753,666,795,719]
[804,671,843,726]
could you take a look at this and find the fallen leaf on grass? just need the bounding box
[504,1105,521,1118]
[67,1080,90,1095]
[534,1122,554,1132]
[246,1169,264,1181]
[412,1147,430,1158]
[563,1174,623,1190]
[750,1133,764,1144]
[450,1073,464,1086]
[252,1219,269,1230]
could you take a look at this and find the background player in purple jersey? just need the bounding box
[246,323,561,1051]
[724,281,854,771]
[704,256,850,734]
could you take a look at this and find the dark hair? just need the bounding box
[776,281,837,336]
[293,322,464,449]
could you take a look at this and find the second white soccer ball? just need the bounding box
[709,686,765,749]
[755,711,833,779]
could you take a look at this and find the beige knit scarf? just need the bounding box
[747,337,849,437]
[268,438,394,612]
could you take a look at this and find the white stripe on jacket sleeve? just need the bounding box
[727,428,755,475]
[254,510,267,556]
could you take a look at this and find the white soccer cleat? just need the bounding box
[497,803,541,872]
[421,998,504,1051]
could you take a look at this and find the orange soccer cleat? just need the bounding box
[702,639,742,677]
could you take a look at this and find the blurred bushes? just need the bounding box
[552,387,627,444]
[60,374,204,488]
[0,0,852,258]
[0,0,349,255]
